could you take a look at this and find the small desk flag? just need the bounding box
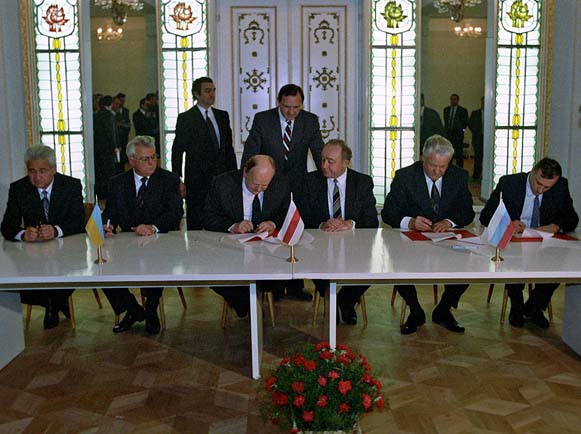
[85,203,105,248]
[277,198,304,246]
[487,197,515,250]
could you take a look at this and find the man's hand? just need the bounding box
[321,218,353,232]
[103,224,115,238]
[232,220,254,234]
[512,220,526,233]
[432,220,452,232]
[409,216,433,231]
[131,224,156,236]
[23,226,40,242]
[38,224,56,240]
[255,221,276,234]
[537,223,560,234]
[178,181,186,198]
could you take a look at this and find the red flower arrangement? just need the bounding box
[261,342,384,433]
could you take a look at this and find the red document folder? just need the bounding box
[402,229,477,241]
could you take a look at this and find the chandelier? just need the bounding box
[93,0,144,26]
[453,24,484,37]
[434,0,482,23]
[96,25,123,42]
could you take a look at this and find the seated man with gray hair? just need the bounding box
[101,135,183,335]
[1,145,85,329]
[381,135,475,335]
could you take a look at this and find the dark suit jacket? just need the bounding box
[381,161,475,228]
[241,108,324,183]
[420,106,444,152]
[479,172,578,232]
[202,170,290,233]
[171,106,237,193]
[132,109,152,136]
[468,108,483,147]
[93,108,119,198]
[102,168,183,233]
[298,169,378,230]
[1,173,85,240]
[116,107,131,161]
[443,105,469,147]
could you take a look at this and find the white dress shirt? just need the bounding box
[520,173,543,228]
[198,105,221,146]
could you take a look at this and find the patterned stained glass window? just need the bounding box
[159,0,208,166]
[493,0,542,185]
[370,0,417,203]
[32,0,85,191]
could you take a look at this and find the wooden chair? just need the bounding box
[25,296,76,330]
[487,283,553,324]
[220,291,275,328]
[311,291,368,327]
[390,285,439,325]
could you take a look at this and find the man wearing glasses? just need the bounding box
[101,135,183,334]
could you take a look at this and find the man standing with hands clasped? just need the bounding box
[381,135,475,335]
[480,158,578,328]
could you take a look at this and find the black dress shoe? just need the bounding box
[338,301,357,325]
[43,304,59,329]
[286,288,313,301]
[508,308,524,328]
[113,309,145,333]
[232,301,249,318]
[400,309,426,335]
[432,310,465,333]
[145,312,161,335]
[525,309,550,329]
[59,301,71,319]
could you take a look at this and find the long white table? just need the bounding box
[0,231,293,379]
[292,229,581,350]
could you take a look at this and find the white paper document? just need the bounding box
[517,229,554,239]
[421,232,462,242]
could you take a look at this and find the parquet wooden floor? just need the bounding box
[1,284,579,434]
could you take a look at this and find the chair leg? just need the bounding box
[312,291,321,326]
[359,295,368,327]
[177,287,187,309]
[158,295,166,330]
[140,289,146,307]
[547,301,553,323]
[390,287,397,306]
[400,300,407,326]
[25,304,32,331]
[68,296,76,329]
[266,292,275,327]
[115,314,120,326]
[487,284,494,304]
[500,289,509,323]
[220,300,228,329]
[92,289,103,309]
[433,285,438,304]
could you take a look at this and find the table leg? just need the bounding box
[328,282,337,349]
[562,284,581,356]
[0,292,25,369]
[249,282,263,379]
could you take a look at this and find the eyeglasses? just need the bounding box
[132,154,159,163]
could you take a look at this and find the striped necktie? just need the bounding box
[136,177,147,209]
[41,190,49,221]
[431,181,440,214]
[332,179,341,219]
[283,120,292,159]
[531,195,540,228]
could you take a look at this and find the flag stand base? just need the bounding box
[491,247,503,262]
[286,245,298,263]
[94,246,107,264]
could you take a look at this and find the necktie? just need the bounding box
[332,179,342,219]
[41,190,49,222]
[206,110,220,149]
[136,177,147,209]
[431,181,440,214]
[283,119,292,159]
[448,106,456,129]
[252,194,262,227]
[531,195,540,228]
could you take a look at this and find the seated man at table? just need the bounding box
[381,134,475,335]
[297,139,378,324]
[202,155,290,317]
[102,135,183,334]
[1,145,85,329]
[480,158,578,328]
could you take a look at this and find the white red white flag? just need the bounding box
[277,199,304,246]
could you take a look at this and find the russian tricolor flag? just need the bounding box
[277,198,304,246]
[487,197,515,250]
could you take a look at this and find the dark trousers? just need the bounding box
[313,279,368,308]
[396,284,468,311]
[212,281,286,311]
[20,289,74,307]
[506,283,559,312]
[102,287,163,316]
[472,135,483,179]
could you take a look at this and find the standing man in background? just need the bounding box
[443,93,468,168]
[172,77,237,230]
[468,96,484,180]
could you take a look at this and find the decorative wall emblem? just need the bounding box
[320,116,336,140]
[243,20,265,44]
[374,0,413,34]
[244,69,267,93]
[163,0,203,37]
[501,0,538,33]
[381,1,407,29]
[36,0,76,37]
[43,5,70,32]
[313,67,337,91]
[170,2,197,31]
[313,19,335,43]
